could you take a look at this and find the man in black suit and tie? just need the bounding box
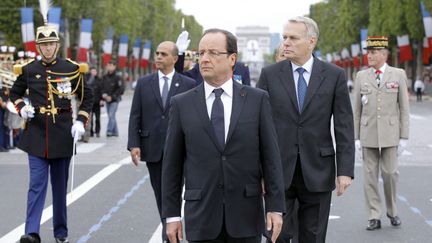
[127,41,196,242]
[162,29,285,243]
[257,17,355,243]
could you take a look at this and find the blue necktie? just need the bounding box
[211,88,224,147]
[296,67,307,112]
[161,76,169,107]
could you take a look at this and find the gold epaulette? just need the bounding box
[66,59,89,73]
[13,59,35,75]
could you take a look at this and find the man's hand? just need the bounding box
[398,139,408,156]
[176,31,190,54]
[20,105,35,119]
[166,221,183,243]
[266,212,283,243]
[130,148,141,166]
[336,176,352,196]
[355,140,362,160]
[71,121,85,141]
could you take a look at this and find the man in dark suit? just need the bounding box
[162,29,285,243]
[257,16,355,243]
[127,41,196,242]
[174,31,251,86]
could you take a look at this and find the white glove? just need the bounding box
[176,31,190,54]
[71,121,85,141]
[20,105,35,119]
[397,139,408,156]
[355,140,362,160]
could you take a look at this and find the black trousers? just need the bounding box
[146,161,168,241]
[189,216,261,243]
[90,104,101,135]
[276,156,332,243]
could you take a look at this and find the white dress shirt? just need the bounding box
[158,70,175,96]
[374,63,387,81]
[204,79,233,142]
[291,56,314,105]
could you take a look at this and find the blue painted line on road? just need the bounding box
[77,174,150,243]
[397,193,432,228]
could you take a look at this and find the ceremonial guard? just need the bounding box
[354,36,409,231]
[9,3,93,242]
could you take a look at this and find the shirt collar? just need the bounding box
[291,56,314,74]
[158,69,175,80]
[204,79,233,99]
[375,63,387,74]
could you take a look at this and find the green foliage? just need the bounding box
[0,0,203,62]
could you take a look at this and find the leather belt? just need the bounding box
[35,106,72,115]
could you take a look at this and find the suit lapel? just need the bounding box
[382,65,392,89]
[151,73,164,109]
[193,83,224,152]
[165,73,181,112]
[302,58,325,111]
[226,82,246,145]
[277,60,299,112]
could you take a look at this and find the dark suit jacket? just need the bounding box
[175,54,251,85]
[127,72,196,162]
[257,58,355,192]
[162,81,285,241]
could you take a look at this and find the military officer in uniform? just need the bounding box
[10,22,93,243]
[354,36,409,231]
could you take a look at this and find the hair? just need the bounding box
[288,16,319,40]
[108,60,116,65]
[202,28,238,54]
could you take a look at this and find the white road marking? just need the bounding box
[410,114,427,120]
[428,145,432,148]
[329,215,341,220]
[0,156,130,243]
[402,150,413,156]
[149,185,185,243]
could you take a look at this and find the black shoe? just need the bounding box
[55,237,69,243]
[96,133,100,137]
[366,219,381,230]
[387,214,401,226]
[20,234,40,243]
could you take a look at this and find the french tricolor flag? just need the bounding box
[351,43,361,68]
[47,7,61,34]
[360,29,368,66]
[140,40,151,69]
[397,35,413,63]
[424,37,430,65]
[132,38,141,69]
[421,2,432,47]
[118,34,128,68]
[77,19,93,62]
[102,28,114,66]
[20,8,36,53]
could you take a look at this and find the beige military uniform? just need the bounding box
[354,64,410,220]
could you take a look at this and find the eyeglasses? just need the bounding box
[197,50,231,58]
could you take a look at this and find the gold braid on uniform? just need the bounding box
[45,68,85,123]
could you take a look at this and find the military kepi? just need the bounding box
[364,36,389,50]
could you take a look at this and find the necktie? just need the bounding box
[161,76,169,107]
[296,67,307,112]
[211,88,225,148]
[375,69,382,87]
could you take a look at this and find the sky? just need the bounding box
[175,0,323,35]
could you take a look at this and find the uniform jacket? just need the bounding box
[257,58,355,192]
[354,65,410,148]
[127,72,196,162]
[10,58,93,158]
[162,81,285,241]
